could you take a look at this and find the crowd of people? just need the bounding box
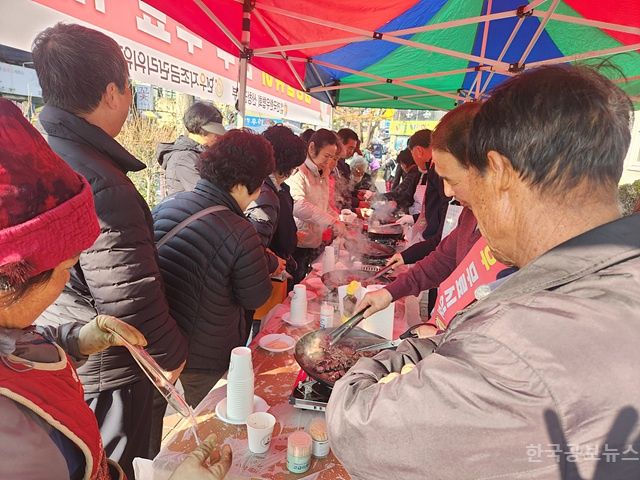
[0,19,639,480]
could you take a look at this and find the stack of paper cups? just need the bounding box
[322,245,335,274]
[289,284,308,325]
[361,285,394,340]
[226,346,254,422]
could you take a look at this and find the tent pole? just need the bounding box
[237,0,252,128]
[253,9,307,92]
[308,62,336,107]
[308,67,480,94]
[480,16,525,95]
[475,0,493,100]
[312,59,464,101]
[527,42,640,68]
[194,0,243,50]
[518,0,560,65]
[532,11,640,36]
[250,0,548,55]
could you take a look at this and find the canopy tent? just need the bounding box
[146,0,640,114]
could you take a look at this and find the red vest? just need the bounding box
[0,345,115,480]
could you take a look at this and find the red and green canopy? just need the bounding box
[146,0,640,109]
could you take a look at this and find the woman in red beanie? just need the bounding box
[0,99,231,479]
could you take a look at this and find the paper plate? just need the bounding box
[259,334,295,353]
[282,312,315,327]
[215,395,269,425]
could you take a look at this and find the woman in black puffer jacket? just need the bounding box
[152,130,275,407]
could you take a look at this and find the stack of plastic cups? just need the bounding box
[289,284,308,325]
[226,346,254,422]
[322,245,335,274]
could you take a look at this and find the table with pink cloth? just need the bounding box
[152,266,415,480]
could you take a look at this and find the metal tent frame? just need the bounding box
[155,0,640,124]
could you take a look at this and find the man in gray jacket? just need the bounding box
[327,65,640,479]
[157,101,225,196]
[32,23,187,477]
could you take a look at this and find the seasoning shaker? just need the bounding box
[320,302,334,329]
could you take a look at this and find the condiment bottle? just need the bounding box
[308,418,330,458]
[341,280,360,323]
[287,431,312,474]
[320,302,334,329]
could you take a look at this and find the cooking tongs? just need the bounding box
[328,308,368,347]
[355,323,424,352]
[362,263,395,285]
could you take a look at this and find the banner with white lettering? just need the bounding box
[433,237,508,329]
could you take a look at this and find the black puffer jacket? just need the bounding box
[245,176,298,273]
[157,135,203,195]
[37,105,188,393]
[153,179,272,372]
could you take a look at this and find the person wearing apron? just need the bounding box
[397,129,450,253]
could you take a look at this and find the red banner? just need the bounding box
[433,237,507,329]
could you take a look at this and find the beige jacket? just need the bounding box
[286,157,338,248]
[327,213,640,480]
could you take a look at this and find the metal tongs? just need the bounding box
[328,308,368,347]
[355,323,424,352]
[362,263,395,285]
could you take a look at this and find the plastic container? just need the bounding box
[320,302,334,329]
[308,418,330,458]
[287,431,312,474]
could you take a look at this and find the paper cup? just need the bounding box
[322,246,335,273]
[290,284,308,324]
[226,379,254,422]
[247,412,276,454]
[228,346,253,379]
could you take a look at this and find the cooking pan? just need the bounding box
[367,223,404,241]
[361,241,395,260]
[320,269,392,290]
[294,327,385,388]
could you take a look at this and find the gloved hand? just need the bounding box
[169,434,232,480]
[395,214,415,226]
[386,253,405,269]
[78,315,147,356]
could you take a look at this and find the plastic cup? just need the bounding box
[227,347,254,421]
[247,412,276,454]
[323,246,335,274]
[290,284,308,324]
[228,346,253,379]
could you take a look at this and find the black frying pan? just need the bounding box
[294,327,386,388]
[361,241,395,260]
[367,223,404,241]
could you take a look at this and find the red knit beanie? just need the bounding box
[0,99,100,282]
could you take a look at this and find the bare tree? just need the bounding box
[117,113,176,208]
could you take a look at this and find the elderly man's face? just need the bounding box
[467,151,520,266]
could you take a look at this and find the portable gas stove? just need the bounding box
[289,369,331,412]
